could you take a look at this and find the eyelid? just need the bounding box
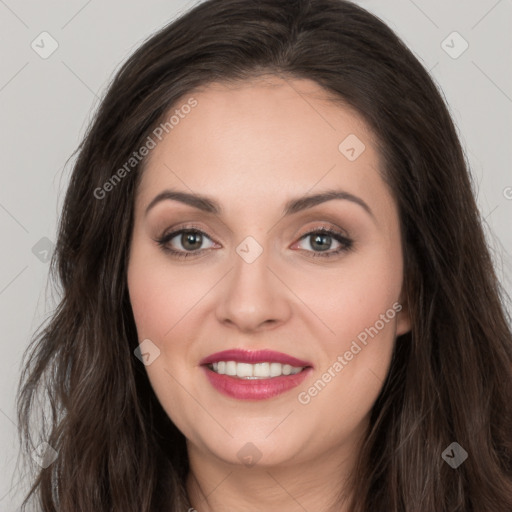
[156,223,219,248]
[294,222,350,240]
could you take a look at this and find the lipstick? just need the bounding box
[200,349,313,400]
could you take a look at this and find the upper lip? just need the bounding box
[200,349,313,368]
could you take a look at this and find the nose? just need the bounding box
[215,244,292,333]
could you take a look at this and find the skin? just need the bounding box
[127,76,411,512]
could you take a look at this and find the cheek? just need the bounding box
[287,244,402,417]
[287,244,403,348]
[127,249,206,342]
[127,251,202,434]
[294,259,401,436]
[127,267,168,341]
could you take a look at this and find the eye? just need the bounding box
[155,225,353,260]
[155,227,217,259]
[292,227,353,258]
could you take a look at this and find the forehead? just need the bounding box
[136,76,387,213]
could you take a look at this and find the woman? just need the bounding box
[16,0,512,510]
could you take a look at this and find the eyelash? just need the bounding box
[155,225,353,260]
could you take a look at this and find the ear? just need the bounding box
[395,290,412,337]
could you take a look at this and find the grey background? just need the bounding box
[1,0,511,508]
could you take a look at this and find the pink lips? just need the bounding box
[199,349,313,401]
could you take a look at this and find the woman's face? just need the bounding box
[127,76,410,471]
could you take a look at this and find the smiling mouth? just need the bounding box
[206,361,308,379]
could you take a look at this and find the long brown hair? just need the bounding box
[17,0,512,510]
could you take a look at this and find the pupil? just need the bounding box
[312,234,331,251]
[182,231,202,250]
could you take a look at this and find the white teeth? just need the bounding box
[237,363,253,378]
[225,361,237,376]
[254,362,270,377]
[269,362,281,377]
[210,361,305,379]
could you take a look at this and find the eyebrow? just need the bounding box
[144,188,374,219]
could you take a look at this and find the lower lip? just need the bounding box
[201,365,312,400]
